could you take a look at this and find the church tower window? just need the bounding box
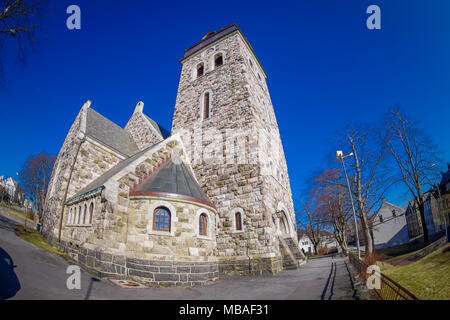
[235,212,242,231]
[197,63,204,78]
[203,92,210,119]
[214,53,223,68]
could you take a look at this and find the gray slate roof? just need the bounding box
[86,108,139,157]
[68,141,164,202]
[132,155,211,204]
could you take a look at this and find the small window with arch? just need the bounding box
[197,63,204,78]
[235,211,242,231]
[199,213,208,236]
[153,206,171,232]
[214,53,223,68]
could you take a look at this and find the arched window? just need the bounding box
[89,202,94,224]
[199,213,208,236]
[249,58,253,68]
[76,206,81,224]
[235,212,242,231]
[83,204,87,224]
[78,205,83,224]
[214,53,223,68]
[153,206,171,232]
[68,208,72,225]
[197,63,204,78]
[203,92,210,119]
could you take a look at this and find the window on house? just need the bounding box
[153,206,171,232]
[199,213,208,236]
[203,92,210,119]
[89,202,94,224]
[392,210,396,217]
[214,53,223,68]
[197,63,204,78]
[379,216,384,223]
[235,212,242,231]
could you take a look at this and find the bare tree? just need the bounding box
[18,152,55,220]
[314,169,353,255]
[0,0,43,78]
[383,108,442,246]
[331,124,394,255]
[298,190,327,255]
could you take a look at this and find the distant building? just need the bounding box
[297,230,314,254]
[297,230,337,255]
[438,163,450,239]
[405,190,444,241]
[0,176,19,203]
[371,199,409,249]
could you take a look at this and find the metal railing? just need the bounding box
[348,253,419,300]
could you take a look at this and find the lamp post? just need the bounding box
[337,150,361,259]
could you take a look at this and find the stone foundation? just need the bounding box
[218,256,283,276]
[56,240,218,287]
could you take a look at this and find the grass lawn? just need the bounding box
[380,243,450,300]
[14,225,66,259]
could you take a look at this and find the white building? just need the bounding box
[298,231,315,255]
[297,230,338,255]
[372,199,409,249]
[0,176,19,202]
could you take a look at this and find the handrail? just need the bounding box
[348,253,419,300]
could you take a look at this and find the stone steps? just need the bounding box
[278,237,299,270]
[279,236,307,270]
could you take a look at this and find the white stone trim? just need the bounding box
[147,200,177,237]
[210,50,226,70]
[193,62,205,80]
[195,208,214,240]
[276,202,294,237]
[200,89,214,121]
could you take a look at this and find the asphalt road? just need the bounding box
[0,214,355,300]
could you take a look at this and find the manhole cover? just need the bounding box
[109,279,146,288]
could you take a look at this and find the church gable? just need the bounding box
[125,101,165,151]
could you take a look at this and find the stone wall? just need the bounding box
[43,101,89,239]
[58,240,218,287]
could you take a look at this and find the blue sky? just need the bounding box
[1,0,449,213]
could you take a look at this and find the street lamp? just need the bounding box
[337,150,361,259]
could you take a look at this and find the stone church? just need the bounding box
[43,24,305,287]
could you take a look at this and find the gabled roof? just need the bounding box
[143,114,170,139]
[67,140,164,203]
[130,154,213,208]
[86,108,139,157]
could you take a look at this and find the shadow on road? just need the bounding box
[84,277,101,300]
[0,247,21,300]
